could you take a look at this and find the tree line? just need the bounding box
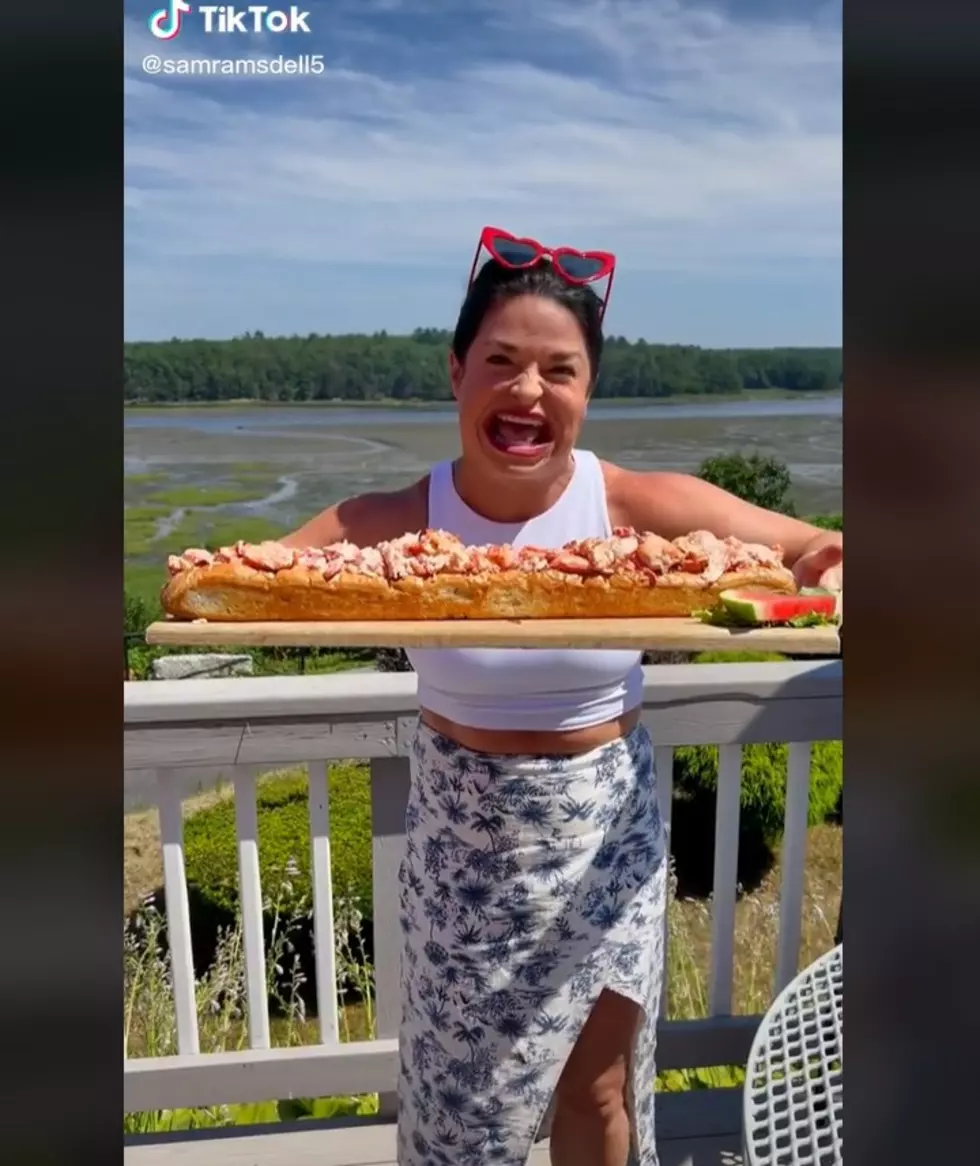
[125,330,842,403]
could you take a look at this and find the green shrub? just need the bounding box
[125,590,159,637]
[673,740,843,847]
[697,452,795,514]
[693,651,786,664]
[183,764,373,926]
[807,513,843,531]
[125,563,169,610]
[676,652,843,852]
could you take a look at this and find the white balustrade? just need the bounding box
[123,661,842,1115]
[154,772,199,1057]
[232,765,270,1050]
[307,760,340,1044]
[775,741,814,992]
[709,744,744,1016]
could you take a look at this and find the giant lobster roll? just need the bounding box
[161,527,796,622]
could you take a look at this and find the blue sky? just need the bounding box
[124,0,841,346]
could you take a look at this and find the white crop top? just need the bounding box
[406,450,644,731]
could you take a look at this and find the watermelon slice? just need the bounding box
[718,587,838,625]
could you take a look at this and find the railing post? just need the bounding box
[232,765,270,1050]
[709,745,743,1016]
[123,665,842,1119]
[308,761,340,1043]
[370,755,411,1119]
[774,742,812,992]
[155,771,199,1056]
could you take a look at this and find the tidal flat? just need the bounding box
[124,400,842,603]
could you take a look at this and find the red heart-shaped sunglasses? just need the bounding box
[467,226,616,321]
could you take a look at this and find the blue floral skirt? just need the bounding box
[396,720,668,1165]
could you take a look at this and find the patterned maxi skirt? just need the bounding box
[396,720,668,1166]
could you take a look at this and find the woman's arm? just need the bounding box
[279,478,428,550]
[606,466,842,588]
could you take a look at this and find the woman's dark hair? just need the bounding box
[451,259,605,382]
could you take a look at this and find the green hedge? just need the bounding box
[692,651,785,664]
[673,740,843,847]
[181,659,841,927]
[183,763,373,925]
[680,652,843,847]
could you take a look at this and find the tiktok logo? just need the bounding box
[148,0,193,40]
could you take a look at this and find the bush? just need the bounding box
[125,590,159,636]
[673,651,842,853]
[697,452,796,515]
[807,513,843,531]
[672,740,843,848]
[374,648,414,672]
[183,763,374,928]
[692,650,785,664]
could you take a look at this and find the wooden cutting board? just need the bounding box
[146,618,840,654]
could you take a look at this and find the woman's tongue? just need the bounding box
[490,414,550,456]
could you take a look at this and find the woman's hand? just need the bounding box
[792,539,843,591]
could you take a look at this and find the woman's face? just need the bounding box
[449,293,592,480]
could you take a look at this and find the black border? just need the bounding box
[846,2,980,1163]
[0,3,122,1161]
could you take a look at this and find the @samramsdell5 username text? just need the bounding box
[141,53,325,76]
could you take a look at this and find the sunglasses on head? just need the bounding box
[467,226,616,320]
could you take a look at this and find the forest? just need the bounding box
[124,331,842,403]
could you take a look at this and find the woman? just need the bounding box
[282,228,843,1166]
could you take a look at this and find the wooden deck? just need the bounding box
[125,1088,743,1164]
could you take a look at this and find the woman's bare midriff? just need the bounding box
[419,706,641,756]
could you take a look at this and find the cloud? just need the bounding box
[124,0,841,340]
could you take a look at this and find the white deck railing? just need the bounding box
[123,661,842,1116]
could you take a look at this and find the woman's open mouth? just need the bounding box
[484,411,555,459]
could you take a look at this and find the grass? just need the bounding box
[124,768,841,1133]
[126,472,169,485]
[123,513,284,578]
[124,563,167,611]
[124,505,173,556]
[123,468,282,566]
[165,513,285,551]
[127,504,173,521]
[122,468,289,667]
[146,484,275,507]
[124,879,379,1134]
[123,461,286,614]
